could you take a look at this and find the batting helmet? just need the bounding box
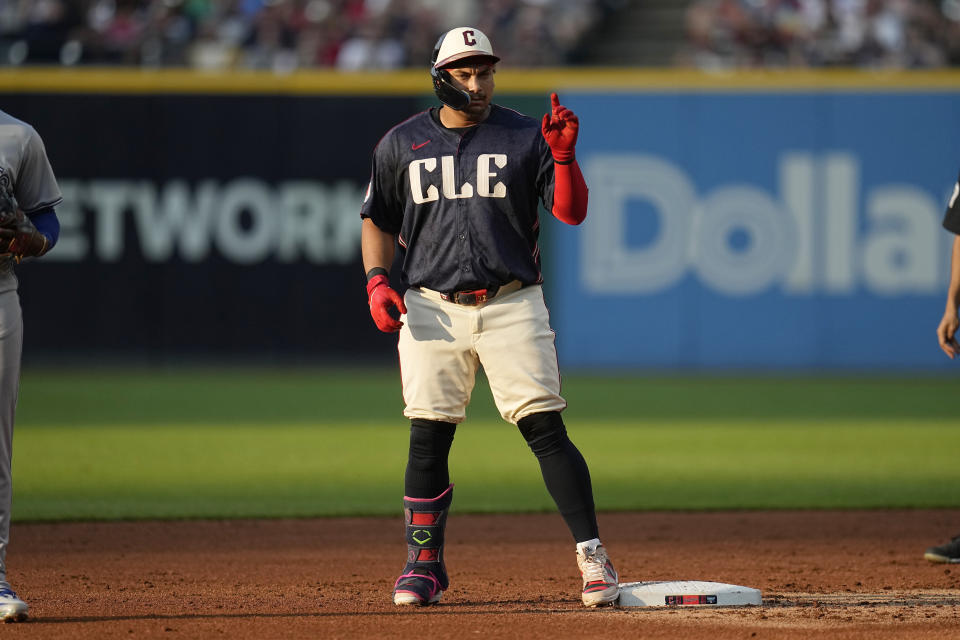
[430,27,499,111]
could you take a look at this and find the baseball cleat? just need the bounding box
[577,544,620,607]
[924,535,960,564]
[393,568,443,605]
[0,587,28,622]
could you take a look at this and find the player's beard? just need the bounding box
[462,95,490,122]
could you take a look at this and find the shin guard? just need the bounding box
[392,484,453,605]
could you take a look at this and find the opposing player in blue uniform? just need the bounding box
[360,27,619,607]
[0,109,62,622]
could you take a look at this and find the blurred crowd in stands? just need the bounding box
[2,0,958,70]
[683,0,960,68]
[0,0,608,70]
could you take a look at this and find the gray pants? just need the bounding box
[0,290,22,585]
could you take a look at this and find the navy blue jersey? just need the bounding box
[361,104,556,292]
[944,170,960,234]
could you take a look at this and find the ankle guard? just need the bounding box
[401,484,453,589]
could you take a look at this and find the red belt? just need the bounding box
[440,287,499,306]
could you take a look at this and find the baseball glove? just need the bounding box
[0,190,47,261]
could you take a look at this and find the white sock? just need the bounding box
[576,538,601,554]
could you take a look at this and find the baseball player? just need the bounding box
[0,109,62,622]
[928,169,960,563]
[360,27,619,607]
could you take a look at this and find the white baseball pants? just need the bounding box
[398,283,566,425]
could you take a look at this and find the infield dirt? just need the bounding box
[4,509,960,638]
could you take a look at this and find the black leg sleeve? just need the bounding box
[405,419,457,499]
[517,411,599,542]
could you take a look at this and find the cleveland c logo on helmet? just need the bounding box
[430,27,499,112]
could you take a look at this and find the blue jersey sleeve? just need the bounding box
[26,206,60,250]
[360,135,403,235]
[944,171,960,235]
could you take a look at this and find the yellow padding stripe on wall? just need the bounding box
[0,67,957,94]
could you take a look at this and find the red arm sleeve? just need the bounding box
[551,159,588,225]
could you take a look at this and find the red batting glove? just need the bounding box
[366,274,407,333]
[541,92,579,163]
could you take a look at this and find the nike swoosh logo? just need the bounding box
[412,140,431,150]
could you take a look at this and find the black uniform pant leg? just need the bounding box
[405,419,457,499]
[518,411,600,543]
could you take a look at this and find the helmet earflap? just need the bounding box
[430,35,470,111]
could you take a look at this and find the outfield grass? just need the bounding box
[10,367,960,521]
